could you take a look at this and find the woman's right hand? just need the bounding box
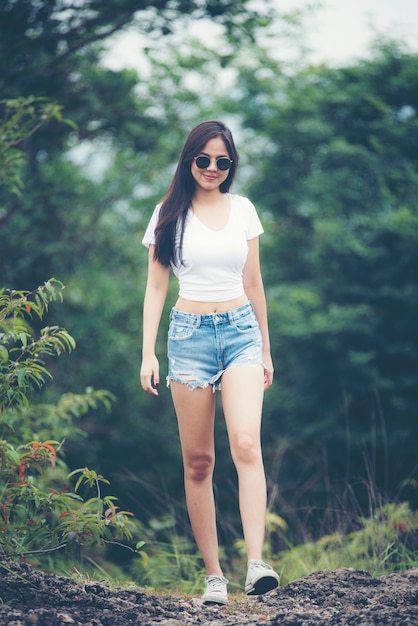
[140,355,160,396]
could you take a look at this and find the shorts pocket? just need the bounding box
[230,309,260,334]
[168,318,198,341]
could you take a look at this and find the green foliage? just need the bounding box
[0,280,75,409]
[1,0,418,583]
[0,97,68,200]
[128,513,206,593]
[228,42,418,532]
[0,281,139,569]
[275,502,418,585]
[126,498,418,592]
[0,0,275,155]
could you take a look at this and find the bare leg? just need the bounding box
[170,381,223,576]
[221,364,266,561]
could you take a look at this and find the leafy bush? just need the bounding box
[0,280,142,571]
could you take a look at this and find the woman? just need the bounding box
[140,120,279,604]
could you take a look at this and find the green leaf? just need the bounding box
[17,367,27,387]
[0,345,8,362]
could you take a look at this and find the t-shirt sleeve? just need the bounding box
[142,205,161,248]
[245,199,264,240]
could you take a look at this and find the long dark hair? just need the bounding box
[153,120,239,267]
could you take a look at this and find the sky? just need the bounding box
[104,0,418,71]
[286,0,418,64]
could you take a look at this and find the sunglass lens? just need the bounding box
[217,158,232,170]
[195,156,210,169]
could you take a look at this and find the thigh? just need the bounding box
[221,364,265,443]
[171,381,217,462]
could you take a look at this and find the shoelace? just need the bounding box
[206,575,227,591]
[249,560,273,572]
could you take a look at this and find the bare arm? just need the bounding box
[140,245,170,396]
[243,236,274,390]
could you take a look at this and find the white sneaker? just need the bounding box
[245,560,280,595]
[202,575,229,605]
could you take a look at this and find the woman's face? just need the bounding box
[190,136,231,192]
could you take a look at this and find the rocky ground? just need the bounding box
[0,560,417,625]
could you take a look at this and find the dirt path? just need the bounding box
[0,560,417,625]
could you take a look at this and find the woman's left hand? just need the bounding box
[263,355,274,390]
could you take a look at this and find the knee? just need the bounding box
[232,436,261,466]
[185,453,214,483]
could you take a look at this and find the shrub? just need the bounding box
[0,280,142,571]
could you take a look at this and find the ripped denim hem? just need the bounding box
[166,361,264,392]
[166,371,224,392]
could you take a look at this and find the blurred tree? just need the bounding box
[0,0,275,285]
[227,41,418,537]
[2,0,417,554]
[0,0,280,543]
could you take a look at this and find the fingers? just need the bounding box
[141,376,159,396]
[140,361,160,396]
[264,366,274,390]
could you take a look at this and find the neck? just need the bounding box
[193,188,225,205]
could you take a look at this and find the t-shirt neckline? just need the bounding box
[189,194,232,233]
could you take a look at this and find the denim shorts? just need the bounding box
[167,301,264,391]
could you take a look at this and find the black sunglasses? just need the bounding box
[193,155,233,171]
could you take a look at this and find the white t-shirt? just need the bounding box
[142,193,264,302]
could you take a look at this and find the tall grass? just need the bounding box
[124,491,418,593]
[268,501,418,585]
[119,437,418,592]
